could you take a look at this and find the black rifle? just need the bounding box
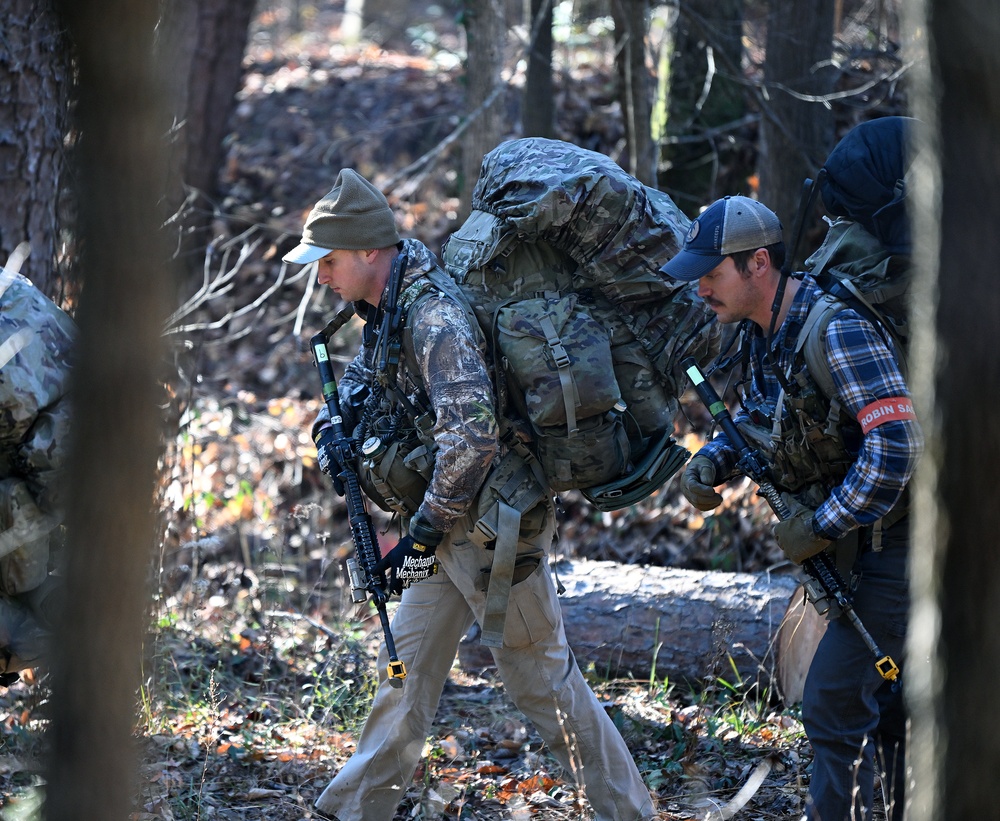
[375,251,409,377]
[682,358,899,683]
[311,313,406,687]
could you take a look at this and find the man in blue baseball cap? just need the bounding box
[660,195,784,281]
[667,192,921,821]
[660,195,786,322]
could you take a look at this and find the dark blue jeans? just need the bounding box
[802,518,909,821]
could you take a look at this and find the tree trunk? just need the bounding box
[0,0,73,298]
[47,1,174,819]
[611,0,655,185]
[522,0,554,138]
[905,0,1000,816]
[460,0,507,221]
[158,0,256,263]
[459,559,806,693]
[757,0,837,238]
[658,0,745,215]
[360,0,415,50]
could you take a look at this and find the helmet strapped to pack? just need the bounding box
[819,116,913,255]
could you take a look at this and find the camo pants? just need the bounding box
[315,509,657,821]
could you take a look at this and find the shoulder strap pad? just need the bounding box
[799,288,907,401]
[421,268,488,348]
[798,292,844,400]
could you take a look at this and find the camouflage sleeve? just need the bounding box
[405,293,498,533]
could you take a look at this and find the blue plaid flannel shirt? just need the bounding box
[699,275,923,540]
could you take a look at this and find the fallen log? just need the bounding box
[459,558,813,698]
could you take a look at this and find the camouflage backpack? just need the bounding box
[439,138,720,510]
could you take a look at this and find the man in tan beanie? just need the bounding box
[285,171,657,821]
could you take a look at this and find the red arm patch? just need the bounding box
[857,397,916,434]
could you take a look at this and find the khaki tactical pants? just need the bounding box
[315,513,656,821]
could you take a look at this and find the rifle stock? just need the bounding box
[682,358,899,683]
[311,325,406,686]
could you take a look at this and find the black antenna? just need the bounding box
[763,173,825,392]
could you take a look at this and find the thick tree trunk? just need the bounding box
[658,0,745,215]
[158,0,256,262]
[757,0,837,237]
[522,0,554,138]
[0,0,73,298]
[611,0,655,185]
[47,1,174,819]
[460,0,506,221]
[459,559,807,693]
[906,0,1000,816]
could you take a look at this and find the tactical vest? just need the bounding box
[351,272,547,525]
[738,360,858,510]
[737,307,909,526]
[350,296,437,520]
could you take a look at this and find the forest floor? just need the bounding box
[0,1,905,818]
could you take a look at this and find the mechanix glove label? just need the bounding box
[396,552,438,583]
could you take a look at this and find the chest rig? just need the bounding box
[735,323,859,509]
[352,259,438,518]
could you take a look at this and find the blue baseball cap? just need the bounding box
[660,195,784,281]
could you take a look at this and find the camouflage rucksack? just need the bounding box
[0,268,74,596]
[440,138,721,509]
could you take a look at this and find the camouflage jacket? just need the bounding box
[0,270,76,516]
[317,239,499,534]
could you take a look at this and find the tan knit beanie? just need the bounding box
[283,169,400,264]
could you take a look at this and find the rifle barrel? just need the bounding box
[310,332,407,686]
[681,358,898,683]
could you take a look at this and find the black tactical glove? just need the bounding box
[679,454,724,511]
[773,494,832,565]
[314,425,345,496]
[373,516,443,596]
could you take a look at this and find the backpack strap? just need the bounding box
[480,501,521,647]
[796,292,911,538]
[798,292,844,401]
[536,311,578,435]
[799,282,907,405]
[473,450,549,647]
